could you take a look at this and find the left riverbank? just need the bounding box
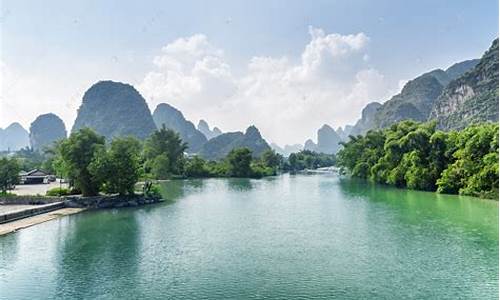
[0,194,163,236]
[0,207,85,236]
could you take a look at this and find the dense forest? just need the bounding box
[337,121,498,199]
[0,127,335,196]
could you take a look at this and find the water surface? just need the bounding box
[0,174,498,299]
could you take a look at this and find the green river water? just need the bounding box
[0,174,498,299]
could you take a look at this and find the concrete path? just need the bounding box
[0,202,66,224]
[0,207,85,236]
[11,180,69,196]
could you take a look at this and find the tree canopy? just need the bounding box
[337,120,498,199]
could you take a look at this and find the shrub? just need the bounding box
[46,187,71,196]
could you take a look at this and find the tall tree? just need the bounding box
[227,148,253,177]
[0,157,20,193]
[90,137,142,195]
[56,128,105,196]
[144,125,188,177]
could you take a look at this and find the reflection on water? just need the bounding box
[54,211,141,299]
[225,178,253,192]
[0,174,497,299]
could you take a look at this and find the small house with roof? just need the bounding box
[19,169,49,184]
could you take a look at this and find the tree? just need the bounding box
[144,125,187,177]
[55,128,105,196]
[261,149,283,169]
[150,154,171,179]
[0,157,20,193]
[90,137,142,195]
[437,123,499,198]
[227,148,253,177]
[184,156,210,178]
[337,120,499,199]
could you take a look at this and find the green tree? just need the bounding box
[90,137,142,195]
[184,156,210,178]
[261,149,283,169]
[337,120,499,199]
[0,157,20,193]
[437,123,498,198]
[55,128,105,196]
[227,148,253,177]
[144,125,188,177]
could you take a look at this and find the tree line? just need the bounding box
[1,126,335,196]
[337,120,498,199]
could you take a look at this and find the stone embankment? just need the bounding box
[0,194,163,228]
[64,194,163,209]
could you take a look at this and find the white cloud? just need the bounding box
[0,60,106,132]
[139,27,395,145]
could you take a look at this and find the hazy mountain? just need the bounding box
[0,122,29,151]
[271,143,302,157]
[152,103,207,152]
[72,81,156,140]
[336,125,353,141]
[197,119,222,140]
[445,59,481,80]
[198,125,270,160]
[349,102,382,136]
[429,39,498,129]
[29,113,67,151]
[372,60,479,129]
[304,139,317,152]
[316,124,342,154]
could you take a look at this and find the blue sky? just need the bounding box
[1,0,498,145]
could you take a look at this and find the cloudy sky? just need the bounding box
[1,0,498,145]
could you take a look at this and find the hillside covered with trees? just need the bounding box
[337,121,498,199]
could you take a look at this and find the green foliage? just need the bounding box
[46,187,71,196]
[337,121,499,199]
[184,156,210,178]
[144,125,188,178]
[285,150,336,172]
[55,128,106,196]
[0,157,20,193]
[227,148,253,177]
[89,137,142,195]
[12,147,45,172]
[437,123,499,198]
[146,184,163,199]
[261,149,283,169]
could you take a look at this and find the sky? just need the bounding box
[0,0,498,146]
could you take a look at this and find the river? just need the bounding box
[0,174,498,299]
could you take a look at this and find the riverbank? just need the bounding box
[0,207,85,236]
[0,193,164,235]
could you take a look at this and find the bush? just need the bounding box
[46,187,71,196]
[145,184,163,199]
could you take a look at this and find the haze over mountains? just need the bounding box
[197,120,222,140]
[0,123,29,151]
[334,38,498,139]
[29,113,67,151]
[72,81,157,140]
[1,39,498,157]
[152,103,207,152]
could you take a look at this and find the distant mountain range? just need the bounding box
[429,39,498,129]
[2,39,497,157]
[72,81,157,140]
[198,126,270,160]
[0,123,29,151]
[29,113,67,151]
[197,120,222,140]
[338,38,498,139]
[152,103,207,152]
